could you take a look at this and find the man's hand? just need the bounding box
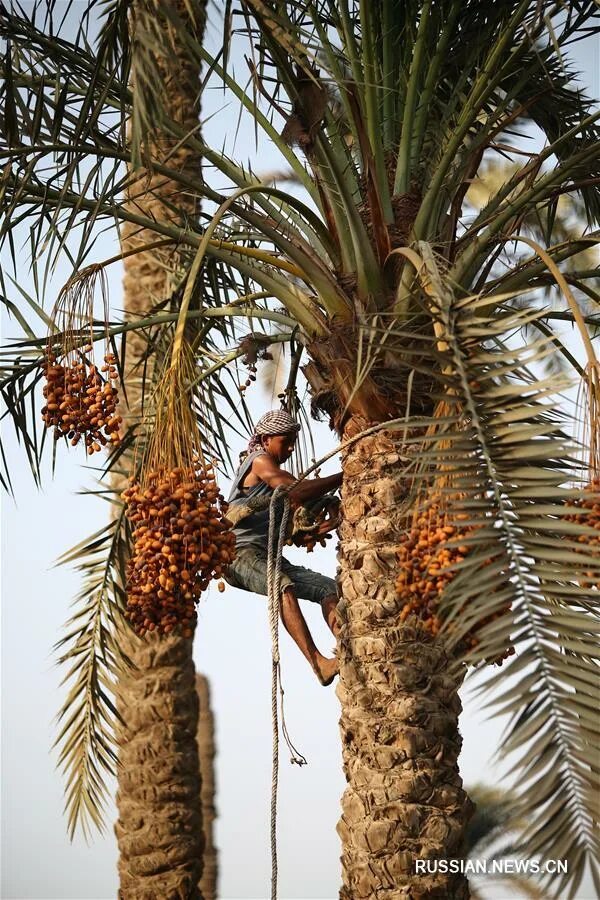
[316,505,340,535]
[291,504,339,551]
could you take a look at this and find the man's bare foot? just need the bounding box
[313,655,339,686]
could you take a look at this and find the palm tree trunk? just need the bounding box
[115,2,207,897]
[336,425,472,899]
[115,634,203,899]
[120,0,206,413]
[196,675,218,900]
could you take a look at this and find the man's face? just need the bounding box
[264,432,297,463]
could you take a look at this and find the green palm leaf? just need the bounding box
[53,498,131,839]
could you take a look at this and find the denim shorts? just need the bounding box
[224,545,337,604]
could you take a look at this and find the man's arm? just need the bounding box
[252,455,342,503]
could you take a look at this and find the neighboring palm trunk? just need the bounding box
[196,675,218,900]
[336,425,472,899]
[115,1,207,896]
[120,2,205,405]
[115,634,203,898]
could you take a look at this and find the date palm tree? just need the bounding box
[1,2,599,898]
[114,2,208,896]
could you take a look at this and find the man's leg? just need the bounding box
[321,592,340,638]
[280,587,338,686]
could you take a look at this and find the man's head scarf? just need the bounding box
[247,409,301,453]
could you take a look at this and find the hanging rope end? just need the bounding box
[290,753,308,767]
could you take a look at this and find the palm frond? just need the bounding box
[53,496,131,839]
[0,246,307,487]
[396,243,600,898]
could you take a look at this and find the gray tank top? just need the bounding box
[227,450,284,551]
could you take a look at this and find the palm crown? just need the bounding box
[1,1,599,896]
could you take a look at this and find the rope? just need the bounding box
[266,485,287,900]
[266,484,307,900]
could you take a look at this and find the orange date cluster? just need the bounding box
[396,502,513,665]
[122,464,235,637]
[41,351,122,453]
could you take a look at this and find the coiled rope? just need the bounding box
[266,484,307,900]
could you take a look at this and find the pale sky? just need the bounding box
[1,6,598,900]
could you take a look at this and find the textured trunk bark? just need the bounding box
[336,426,472,899]
[115,633,203,899]
[115,2,207,897]
[195,675,218,900]
[121,0,206,418]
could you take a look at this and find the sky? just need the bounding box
[1,5,599,900]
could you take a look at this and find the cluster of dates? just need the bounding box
[396,502,513,665]
[565,481,600,590]
[122,464,235,637]
[41,351,121,453]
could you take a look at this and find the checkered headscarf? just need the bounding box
[247,409,301,454]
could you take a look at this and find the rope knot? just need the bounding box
[290,754,308,767]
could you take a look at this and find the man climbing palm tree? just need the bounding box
[225,410,342,685]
